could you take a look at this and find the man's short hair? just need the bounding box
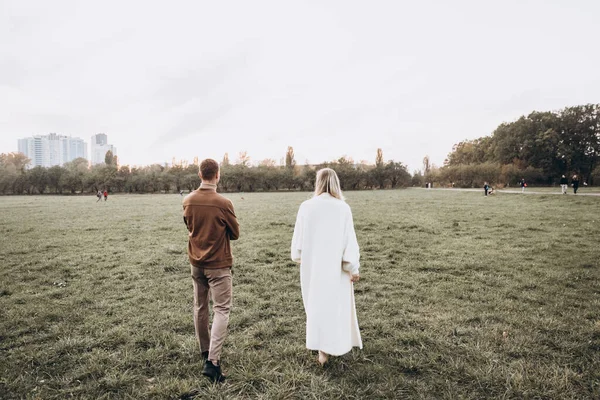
[200,159,219,180]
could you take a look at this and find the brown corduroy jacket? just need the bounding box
[182,184,239,268]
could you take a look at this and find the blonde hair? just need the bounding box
[314,168,344,200]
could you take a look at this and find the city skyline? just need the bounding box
[17,133,87,168]
[15,132,120,168]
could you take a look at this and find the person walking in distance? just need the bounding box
[291,168,362,366]
[560,175,568,194]
[520,178,526,193]
[572,174,580,194]
[103,190,108,201]
[96,190,102,202]
[183,159,239,383]
[483,182,490,196]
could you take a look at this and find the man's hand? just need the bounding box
[351,273,360,283]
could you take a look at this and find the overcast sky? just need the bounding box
[1,0,599,171]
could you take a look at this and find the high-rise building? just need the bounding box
[90,133,117,165]
[17,133,87,168]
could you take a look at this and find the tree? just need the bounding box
[375,148,384,168]
[259,158,276,167]
[222,153,230,167]
[385,161,411,188]
[105,150,114,165]
[422,156,431,175]
[115,165,131,192]
[443,104,600,185]
[0,152,30,172]
[0,152,30,194]
[372,148,386,188]
[411,170,424,187]
[62,157,89,193]
[0,163,18,194]
[168,164,186,192]
[236,151,251,167]
[47,165,65,193]
[332,157,361,190]
[285,146,296,169]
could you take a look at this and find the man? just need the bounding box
[182,159,239,383]
[560,175,568,194]
[520,178,526,193]
[483,181,489,196]
[572,174,580,194]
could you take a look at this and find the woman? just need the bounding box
[291,168,362,366]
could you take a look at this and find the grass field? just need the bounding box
[1,189,599,399]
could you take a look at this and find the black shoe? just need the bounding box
[202,360,226,383]
[201,351,209,360]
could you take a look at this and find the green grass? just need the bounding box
[1,190,599,399]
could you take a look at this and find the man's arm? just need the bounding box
[182,204,191,232]
[224,202,240,240]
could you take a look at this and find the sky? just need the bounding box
[1,0,599,172]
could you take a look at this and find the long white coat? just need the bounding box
[291,193,362,356]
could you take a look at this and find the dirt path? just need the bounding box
[417,188,600,196]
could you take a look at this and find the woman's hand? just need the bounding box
[351,273,360,282]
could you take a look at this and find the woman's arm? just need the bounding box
[291,205,303,263]
[342,207,360,275]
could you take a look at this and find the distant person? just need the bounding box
[96,190,102,202]
[291,168,362,366]
[103,190,108,201]
[179,189,184,196]
[560,175,568,195]
[572,174,580,194]
[484,182,490,196]
[183,158,239,383]
[520,178,526,193]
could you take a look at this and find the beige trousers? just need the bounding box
[191,265,232,363]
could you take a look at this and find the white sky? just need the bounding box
[1,0,599,171]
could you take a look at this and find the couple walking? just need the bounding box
[182,159,362,383]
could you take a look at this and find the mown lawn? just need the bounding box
[1,189,599,399]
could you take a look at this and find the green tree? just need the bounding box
[105,150,114,165]
[375,148,384,168]
[27,166,49,194]
[0,152,30,194]
[373,148,386,188]
[385,161,411,188]
[0,163,18,194]
[169,165,186,192]
[47,165,65,193]
[285,146,296,169]
[61,157,89,193]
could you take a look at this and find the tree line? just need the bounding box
[0,147,412,195]
[432,104,600,187]
[5,103,597,194]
